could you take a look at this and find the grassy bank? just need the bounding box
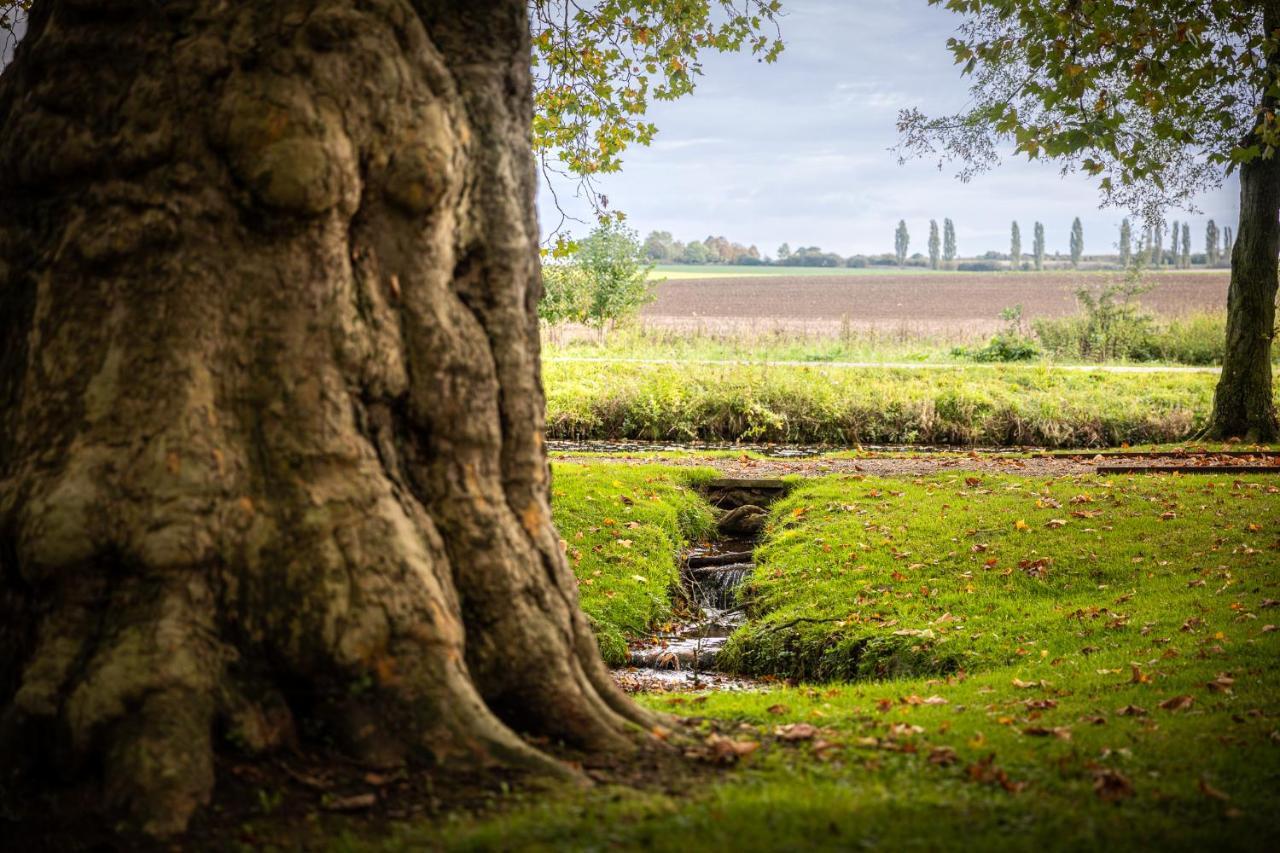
[543,361,1248,447]
[358,470,1280,852]
[723,473,1280,680]
[549,463,716,663]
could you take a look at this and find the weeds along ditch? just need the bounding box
[542,361,1256,448]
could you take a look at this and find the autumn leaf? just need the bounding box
[774,723,819,741]
[1092,768,1134,801]
[1158,695,1194,711]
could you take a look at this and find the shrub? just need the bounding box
[957,260,1001,271]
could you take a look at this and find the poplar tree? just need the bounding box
[1119,218,1132,268]
[943,217,957,265]
[1070,217,1084,268]
[1010,221,1022,269]
[899,0,1279,437]
[1033,221,1046,270]
[895,220,910,266]
[928,219,941,270]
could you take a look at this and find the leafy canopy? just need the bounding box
[897,1,1278,220]
[531,0,782,218]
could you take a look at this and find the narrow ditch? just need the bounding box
[615,479,788,692]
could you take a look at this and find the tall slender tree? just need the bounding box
[894,220,910,266]
[898,0,1278,438]
[943,217,957,265]
[1206,220,1219,265]
[928,219,941,270]
[1119,218,1132,268]
[1069,217,1084,268]
[1170,220,1180,269]
[1152,222,1164,266]
[1223,226,1234,259]
[1032,221,1045,271]
[1181,222,1192,269]
[1009,221,1022,269]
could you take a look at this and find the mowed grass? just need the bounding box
[723,473,1280,681]
[361,470,1280,853]
[543,360,1246,447]
[549,462,717,664]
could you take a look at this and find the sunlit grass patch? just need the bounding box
[722,473,1280,682]
[549,462,718,663]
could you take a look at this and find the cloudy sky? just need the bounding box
[537,0,1241,258]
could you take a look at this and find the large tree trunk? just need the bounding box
[0,0,658,836]
[1207,3,1280,442]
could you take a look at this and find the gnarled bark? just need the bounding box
[1207,1,1280,442]
[0,0,658,836]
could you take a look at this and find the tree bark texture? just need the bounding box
[0,0,657,836]
[1209,1,1280,441]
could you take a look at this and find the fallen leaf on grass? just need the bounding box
[322,793,377,812]
[967,754,1028,793]
[1158,695,1195,712]
[702,734,760,764]
[1024,698,1058,710]
[1022,726,1072,740]
[1207,674,1235,694]
[1092,768,1134,801]
[929,746,959,766]
[767,704,790,715]
[1045,519,1067,529]
[774,723,819,741]
[1116,705,1148,717]
[1198,778,1230,801]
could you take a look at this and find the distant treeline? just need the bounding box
[645,215,1237,271]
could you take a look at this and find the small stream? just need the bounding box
[613,480,785,692]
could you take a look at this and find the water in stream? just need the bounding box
[616,538,759,692]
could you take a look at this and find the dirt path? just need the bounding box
[552,450,1280,478]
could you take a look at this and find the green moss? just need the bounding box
[549,462,717,663]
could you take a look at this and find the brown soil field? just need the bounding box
[641,271,1229,335]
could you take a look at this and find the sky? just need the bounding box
[537,0,1241,258]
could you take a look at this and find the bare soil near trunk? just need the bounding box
[642,271,1229,335]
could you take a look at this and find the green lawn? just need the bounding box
[353,469,1279,852]
[544,360,1247,447]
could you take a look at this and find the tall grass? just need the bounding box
[543,361,1235,447]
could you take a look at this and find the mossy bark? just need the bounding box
[0,0,657,836]
[1207,1,1280,442]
